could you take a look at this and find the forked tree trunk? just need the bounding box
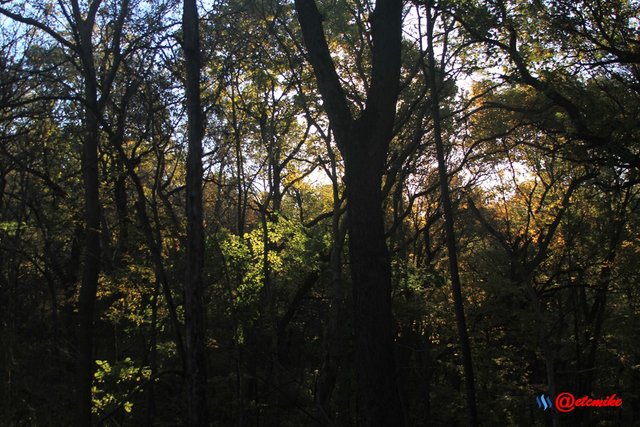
[295,0,405,424]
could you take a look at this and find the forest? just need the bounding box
[0,0,639,425]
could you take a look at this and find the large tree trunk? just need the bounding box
[295,0,404,424]
[182,0,209,424]
[345,141,403,426]
[76,32,101,426]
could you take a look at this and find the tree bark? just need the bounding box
[75,10,102,423]
[183,0,209,424]
[424,6,478,426]
[294,0,404,424]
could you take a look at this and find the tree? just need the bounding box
[452,0,640,171]
[182,0,210,424]
[0,0,139,422]
[420,3,478,425]
[294,0,405,424]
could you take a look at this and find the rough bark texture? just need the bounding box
[183,0,209,424]
[294,0,404,424]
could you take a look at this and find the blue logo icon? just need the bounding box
[536,394,553,410]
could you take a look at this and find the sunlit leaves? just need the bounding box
[97,263,156,327]
[220,214,322,309]
[92,358,152,417]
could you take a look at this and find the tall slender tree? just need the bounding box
[421,4,478,425]
[182,0,209,424]
[0,0,133,422]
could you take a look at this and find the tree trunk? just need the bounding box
[76,54,101,427]
[114,169,129,259]
[424,7,478,426]
[346,148,403,426]
[76,108,101,427]
[183,0,209,424]
[294,0,404,424]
